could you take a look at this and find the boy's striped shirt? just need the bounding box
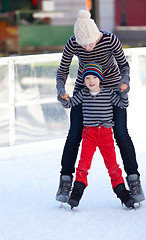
[67,87,129,128]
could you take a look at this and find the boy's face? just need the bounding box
[84,75,100,92]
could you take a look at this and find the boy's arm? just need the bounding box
[111,90,129,109]
[57,89,83,108]
[68,90,83,106]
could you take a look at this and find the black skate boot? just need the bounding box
[56,175,72,203]
[126,174,145,204]
[68,181,86,209]
[114,183,135,209]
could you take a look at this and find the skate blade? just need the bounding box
[68,199,79,209]
[56,194,69,203]
[129,202,142,210]
[133,202,141,209]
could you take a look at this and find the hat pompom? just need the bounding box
[78,10,91,19]
[74,9,100,45]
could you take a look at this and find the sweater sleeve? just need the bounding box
[69,89,84,106]
[110,34,130,79]
[56,37,75,86]
[110,89,129,108]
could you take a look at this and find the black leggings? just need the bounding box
[60,104,139,177]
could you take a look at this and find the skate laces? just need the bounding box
[61,181,72,195]
[71,187,80,197]
[118,189,132,203]
[128,180,140,195]
[70,187,83,200]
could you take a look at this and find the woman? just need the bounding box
[55,10,144,204]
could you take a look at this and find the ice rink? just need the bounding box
[0,90,146,240]
[0,50,146,239]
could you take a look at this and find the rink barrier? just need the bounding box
[0,48,146,146]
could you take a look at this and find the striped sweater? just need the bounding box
[56,31,130,94]
[66,87,128,128]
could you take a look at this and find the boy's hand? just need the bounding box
[118,75,130,95]
[120,83,128,92]
[57,92,71,108]
[60,92,69,101]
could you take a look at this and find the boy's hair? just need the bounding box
[82,63,103,82]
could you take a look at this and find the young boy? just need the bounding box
[58,63,135,209]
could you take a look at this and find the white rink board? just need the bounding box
[0,48,146,146]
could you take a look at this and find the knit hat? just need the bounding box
[74,10,101,45]
[82,63,103,82]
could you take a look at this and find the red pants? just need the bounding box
[75,126,124,189]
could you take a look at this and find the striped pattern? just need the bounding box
[82,63,103,82]
[56,31,130,94]
[69,87,128,127]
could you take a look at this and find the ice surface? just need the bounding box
[0,50,146,239]
[0,91,146,240]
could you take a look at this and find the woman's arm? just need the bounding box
[56,37,75,97]
[110,34,130,94]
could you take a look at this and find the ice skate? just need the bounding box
[114,183,135,209]
[68,181,86,209]
[56,175,72,203]
[126,174,145,204]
